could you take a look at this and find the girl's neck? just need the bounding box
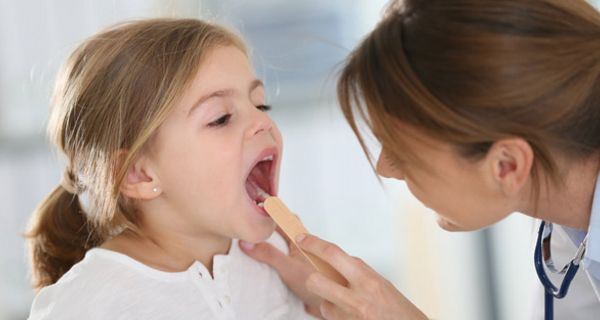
[523,156,599,231]
[102,225,231,276]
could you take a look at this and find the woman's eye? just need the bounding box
[208,114,232,127]
[257,104,272,112]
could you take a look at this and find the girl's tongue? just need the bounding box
[245,160,272,205]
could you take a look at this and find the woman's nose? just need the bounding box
[376,151,404,180]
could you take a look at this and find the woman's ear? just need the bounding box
[486,138,534,196]
[116,150,162,200]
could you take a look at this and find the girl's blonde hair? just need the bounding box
[26,18,246,291]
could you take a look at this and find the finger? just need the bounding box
[239,241,289,272]
[304,304,323,319]
[306,272,360,312]
[297,234,363,282]
[320,300,349,320]
[240,240,314,289]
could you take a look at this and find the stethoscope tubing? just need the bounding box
[534,221,586,320]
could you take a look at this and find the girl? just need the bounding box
[26,18,316,320]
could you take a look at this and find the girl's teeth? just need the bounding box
[257,202,264,208]
[256,186,271,199]
[262,155,273,161]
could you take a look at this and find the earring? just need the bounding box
[152,187,159,193]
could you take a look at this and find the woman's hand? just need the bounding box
[241,231,428,320]
[239,228,324,317]
[295,234,428,320]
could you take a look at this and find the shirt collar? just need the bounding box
[583,171,600,265]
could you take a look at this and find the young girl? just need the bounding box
[26,18,316,320]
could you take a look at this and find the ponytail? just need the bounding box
[26,183,99,291]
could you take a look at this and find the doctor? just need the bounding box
[240,0,600,319]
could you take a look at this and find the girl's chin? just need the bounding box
[240,234,273,244]
[240,219,277,243]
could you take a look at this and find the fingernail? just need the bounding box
[239,240,255,250]
[295,233,306,243]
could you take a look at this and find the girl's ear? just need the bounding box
[485,138,534,196]
[116,150,162,200]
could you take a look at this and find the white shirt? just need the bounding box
[28,233,316,320]
[530,224,600,319]
[561,171,600,300]
[531,171,600,319]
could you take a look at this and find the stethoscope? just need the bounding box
[534,221,589,320]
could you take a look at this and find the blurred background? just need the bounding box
[1,1,599,319]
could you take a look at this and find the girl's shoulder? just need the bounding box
[27,248,163,319]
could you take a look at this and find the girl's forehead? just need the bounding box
[192,46,254,83]
[175,47,256,104]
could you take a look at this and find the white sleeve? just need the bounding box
[28,285,112,320]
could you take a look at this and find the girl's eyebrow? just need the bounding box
[187,79,264,116]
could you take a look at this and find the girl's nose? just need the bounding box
[245,105,273,138]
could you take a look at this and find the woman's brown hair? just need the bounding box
[338,0,600,188]
[26,18,246,291]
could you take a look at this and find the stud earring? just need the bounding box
[152,187,159,193]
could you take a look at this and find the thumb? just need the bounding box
[239,240,289,272]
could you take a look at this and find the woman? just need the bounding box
[240,0,600,319]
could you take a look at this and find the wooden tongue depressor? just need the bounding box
[264,197,348,286]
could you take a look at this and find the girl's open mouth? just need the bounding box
[245,149,277,216]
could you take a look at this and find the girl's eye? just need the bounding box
[208,114,232,127]
[257,104,272,112]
